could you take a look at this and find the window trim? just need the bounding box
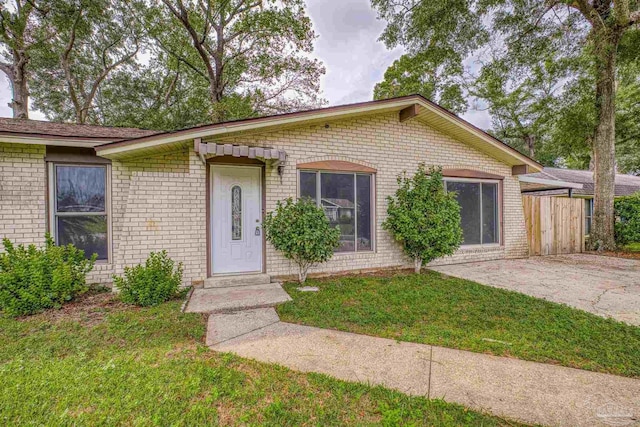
[584,197,594,237]
[444,177,502,248]
[47,162,112,263]
[298,169,376,253]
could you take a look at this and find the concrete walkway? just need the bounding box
[209,308,640,427]
[431,254,640,326]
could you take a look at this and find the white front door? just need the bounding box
[211,165,262,274]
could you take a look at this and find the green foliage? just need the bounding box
[383,165,462,272]
[263,197,340,283]
[29,0,141,124]
[143,0,326,124]
[373,52,467,114]
[0,235,95,317]
[114,250,183,306]
[470,55,575,163]
[614,193,640,246]
[372,1,640,174]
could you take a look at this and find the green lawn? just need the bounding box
[0,292,520,426]
[277,271,640,378]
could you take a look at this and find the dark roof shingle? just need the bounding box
[526,167,640,197]
[0,118,157,140]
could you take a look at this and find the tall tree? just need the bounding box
[373,52,467,114]
[29,0,140,124]
[470,54,572,161]
[146,0,325,123]
[372,0,640,250]
[0,0,47,119]
[93,55,214,131]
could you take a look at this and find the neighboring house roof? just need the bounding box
[321,198,356,209]
[0,118,157,146]
[93,94,543,172]
[521,167,640,197]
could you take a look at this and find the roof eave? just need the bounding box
[94,95,543,171]
[519,175,584,189]
[0,133,115,147]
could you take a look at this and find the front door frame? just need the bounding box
[207,157,266,277]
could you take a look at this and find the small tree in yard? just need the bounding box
[383,165,463,273]
[264,197,340,283]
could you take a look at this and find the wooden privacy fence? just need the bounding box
[522,195,585,256]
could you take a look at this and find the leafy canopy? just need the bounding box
[263,197,340,283]
[383,165,463,272]
[146,0,326,123]
[372,0,640,174]
[373,52,467,115]
[30,0,141,124]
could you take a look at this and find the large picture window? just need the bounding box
[445,179,500,246]
[299,171,373,252]
[50,164,109,261]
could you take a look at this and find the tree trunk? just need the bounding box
[2,50,29,119]
[298,264,309,283]
[524,134,535,158]
[588,34,618,251]
[414,257,422,274]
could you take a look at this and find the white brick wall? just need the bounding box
[110,148,207,285]
[0,143,46,246]
[1,111,530,285]
[213,112,529,277]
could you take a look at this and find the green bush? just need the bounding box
[264,197,340,283]
[0,235,95,317]
[114,251,183,306]
[614,192,640,246]
[383,165,463,273]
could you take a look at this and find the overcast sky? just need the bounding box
[0,0,491,128]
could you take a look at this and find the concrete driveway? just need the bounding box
[430,254,640,326]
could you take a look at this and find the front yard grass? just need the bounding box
[278,270,640,378]
[0,291,520,426]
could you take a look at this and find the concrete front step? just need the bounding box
[204,273,271,288]
[184,283,291,314]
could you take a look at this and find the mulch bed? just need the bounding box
[24,288,131,326]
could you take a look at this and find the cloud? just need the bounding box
[306,0,403,106]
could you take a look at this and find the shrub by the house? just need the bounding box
[614,192,640,246]
[0,235,95,317]
[383,164,463,273]
[264,197,340,283]
[115,251,183,306]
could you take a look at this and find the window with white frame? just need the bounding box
[299,170,374,252]
[585,198,593,235]
[49,164,110,261]
[445,179,500,246]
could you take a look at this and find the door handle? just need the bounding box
[255,226,261,236]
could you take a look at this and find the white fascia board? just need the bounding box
[96,99,416,157]
[0,134,102,147]
[519,175,583,189]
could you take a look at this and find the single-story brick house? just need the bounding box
[0,95,542,286]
